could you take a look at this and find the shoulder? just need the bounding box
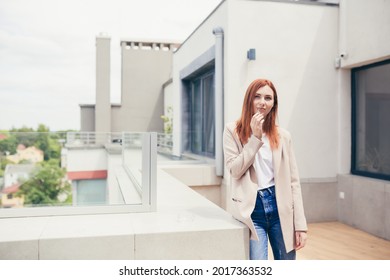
[223,122,239,146]
[225,121,237,130]
[277,127,292,141]
[225,121,237,133]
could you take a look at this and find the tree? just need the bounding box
[37,124,49,133]
[0,134,17,154]
[2,124,62,163]
[16,162,72,206]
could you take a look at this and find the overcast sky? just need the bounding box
[0,0,222,131]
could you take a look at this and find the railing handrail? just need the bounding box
[66,132,123,146]
[157,133,173,155]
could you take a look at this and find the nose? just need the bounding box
[259,96,265,105]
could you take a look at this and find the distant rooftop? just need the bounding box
[120,39,181,51]
[4,164,36,174]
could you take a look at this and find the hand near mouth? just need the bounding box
[250,110,264,140]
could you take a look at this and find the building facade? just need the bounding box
[77,0,390,241]
[166,0,390,240]
[80,36,179,133]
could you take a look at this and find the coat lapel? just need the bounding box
[235,131,258,185]
[272,134,283,180]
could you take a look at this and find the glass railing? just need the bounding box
[66,131,123,146]
[0,131,156,217]
[122,132,156,211]
[156,131,207,164]
[0,132,70,209]
[157,133,173,155]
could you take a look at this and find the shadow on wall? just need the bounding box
[147,88,165,132]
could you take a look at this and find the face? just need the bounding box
[252,85,274,117]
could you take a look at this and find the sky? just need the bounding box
[0,0,222,131]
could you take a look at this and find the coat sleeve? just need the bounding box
[223,124,263,179]
[288,135,308,231]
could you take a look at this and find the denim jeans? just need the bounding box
[250,186,296,260]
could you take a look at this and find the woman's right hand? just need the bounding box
[250,111,264,140]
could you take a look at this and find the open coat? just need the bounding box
[223,122,307,253]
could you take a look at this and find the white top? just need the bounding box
[254,134,275,190]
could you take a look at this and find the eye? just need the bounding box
[265,96,272,101]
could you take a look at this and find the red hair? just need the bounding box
[236,79,279,150]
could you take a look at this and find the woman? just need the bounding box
[223,78,307,260]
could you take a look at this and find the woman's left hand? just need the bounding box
[295,231,307,250]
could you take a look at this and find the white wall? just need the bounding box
[80,106,95,132]
[111,43,173,133]
[338,0,390,174]
[66,149,107,172]
[172,1,228,156]
[339,0,390,68]
[95,36,111,133]
[4,172,30,188]
[173,0,339,179]
[163,81,173,116]
[225,0,339,179]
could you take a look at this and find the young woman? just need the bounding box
[223,79,307,260]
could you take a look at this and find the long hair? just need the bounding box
[236,79,279,149]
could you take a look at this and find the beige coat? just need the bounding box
[223,122,307,253]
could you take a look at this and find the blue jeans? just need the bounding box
[250,186,296,260]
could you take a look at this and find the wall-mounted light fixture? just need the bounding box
[247,48,256,60]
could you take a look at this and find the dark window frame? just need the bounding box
[185,70,216,158]
[351,58,390,181]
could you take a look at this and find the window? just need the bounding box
[74,179,107,206]
[187,72,215,158]
[352,59,390,180]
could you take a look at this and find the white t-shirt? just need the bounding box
[254,134,275,190]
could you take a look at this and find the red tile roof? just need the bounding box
[1,183,20,194]
[67,170,107,180]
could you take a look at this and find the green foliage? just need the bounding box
[0,157,12,175]
[48,137,62,160]
[1,124,70,207]
[10,126,34,132]
[0,134,17,154]
[16,162,71,206]
[46,158,61,167]
[37,124,50,133]
[10,126,36,147]
[161,106,173,134]
[0,124,63,162]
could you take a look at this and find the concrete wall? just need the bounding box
[339,0,390,68]
[65,149,107,172]
[95,36,111,133]
[82,39,175,134]
[161,164,223,208]
[80,105,95,132]
[172,0,228,157]
[163,80,173,116]
[172,0,341,220]
[110,41,174,133]
[334,0,390,241]
[338,174,390,240]
[0,167,248,260]
[170,2,390,242]
[337,0,390,173]
[173,0,339,179]
[225,0,339,180]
